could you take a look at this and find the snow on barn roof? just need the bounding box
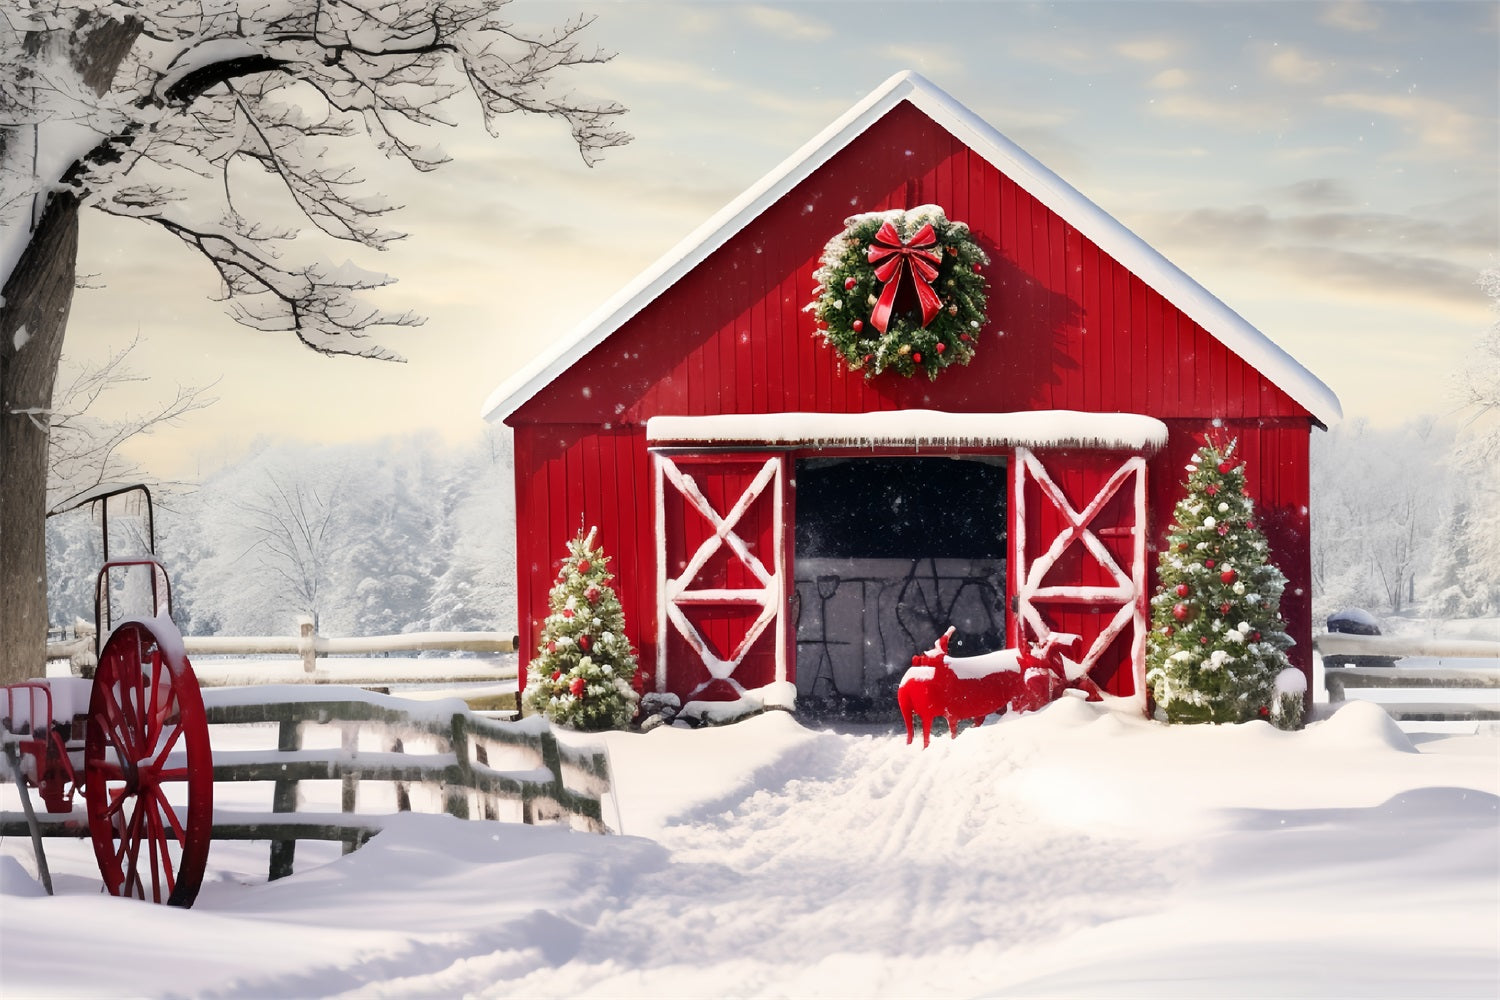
[482,71,1342,427]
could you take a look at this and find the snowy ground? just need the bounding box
[3,697,1497,998]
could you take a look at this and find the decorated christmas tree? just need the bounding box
[1145,436,1300,728]
[522,527,640,730]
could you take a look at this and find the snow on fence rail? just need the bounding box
[1,688,613,881]
[1314,632,1500,730]
[46,618,520,684]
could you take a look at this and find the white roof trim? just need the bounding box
[647,410,1169,454]
[483,71,1341,427]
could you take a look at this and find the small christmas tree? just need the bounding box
[1146,436,1300,728]
[522,527,640,730]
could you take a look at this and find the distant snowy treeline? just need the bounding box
[1311,416,1499,624]
[46,430,517,638]
[42,416,1498,638]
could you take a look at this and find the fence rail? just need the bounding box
[1,687,612,881]
[46,619,520,682]
[1314,632,1500,728]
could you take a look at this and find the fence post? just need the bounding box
[298,616,316,673]
[269,715,302,880]
[445,713,471,820]
[340,724,359,854]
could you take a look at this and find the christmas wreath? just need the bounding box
[807,205,989,380]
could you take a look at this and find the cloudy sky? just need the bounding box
[66,0,1498,479]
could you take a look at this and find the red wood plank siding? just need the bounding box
[508,100,1319,702]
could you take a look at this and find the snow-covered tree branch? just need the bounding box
[1,0,627,681]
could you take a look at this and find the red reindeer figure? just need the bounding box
[897,627,1091,748]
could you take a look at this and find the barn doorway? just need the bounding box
[792,456,1007,720]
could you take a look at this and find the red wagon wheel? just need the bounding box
[84,621,213,906]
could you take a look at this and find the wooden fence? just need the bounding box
[46,619,520,686]
[2,688,614,881]
[1315,633,1500,728]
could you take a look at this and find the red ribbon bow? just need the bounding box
[866,220,943,334]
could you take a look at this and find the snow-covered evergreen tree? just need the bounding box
[523,528,638,730]
[1146,437,1298,728]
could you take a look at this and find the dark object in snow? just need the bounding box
[1324,609,1399,669]
[1326,608,1381,636]
[638,692,681,732]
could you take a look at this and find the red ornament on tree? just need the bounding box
[960,332,972,343]
[1172,602,1190,621]
[561,608,574,619]
[1252,631,1262,642]
[912,351,922,364]
[579,634,592,652]
[551,671,561,681]
[1217,525,1229,536]
[1205,559,1216,569]
[843,276,857,290]
[585,585,600,604]
[569,677,585,698]
[547,641,556,654]
[1220,568,1237,584]
[852,319,864,332]
[971,262,982,273]
[1175,583,1189,597]
[1220,602,1232,615]
[935,342,946,353]
[1218,462,1234,474]
[1206,484,1218,496]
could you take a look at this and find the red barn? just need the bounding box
[483,72,1339,722]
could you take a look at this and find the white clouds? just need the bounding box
[876,42,966,75]
[603,56,737,93]
[1320,0,1383,33]
[739,4,832,41]
[1323,91,1484,157]
[1116,37,1175,63]
[1265,46,1325,85]
[1149,67,1190,90]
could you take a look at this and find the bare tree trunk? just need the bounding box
[1,192,79,682]
[1,16,139,683]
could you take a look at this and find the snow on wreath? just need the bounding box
[806,205,989,380]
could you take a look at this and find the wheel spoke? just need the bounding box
[118,796,147,898]
[151,719,185,772]
[86,757,126,782]
[144,802,170,903]
[97,683,138,760]
[146,647,164,751]
[148,784,188,846]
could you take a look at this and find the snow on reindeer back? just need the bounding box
[946,648,1025,680]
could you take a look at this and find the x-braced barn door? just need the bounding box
[1013,448,1147,701]
[654,453,785,701]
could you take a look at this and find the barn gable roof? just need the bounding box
[482,71,1341,427]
